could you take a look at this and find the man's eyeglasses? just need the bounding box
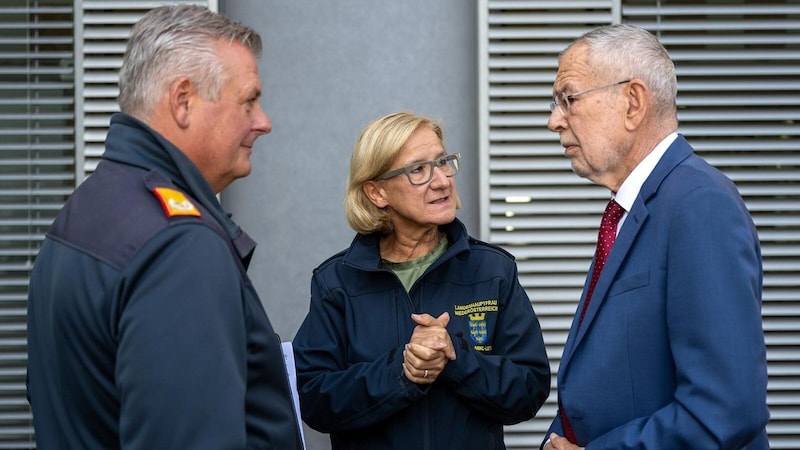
[549,79,631,116]
[375,153,460,185]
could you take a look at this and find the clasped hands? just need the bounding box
[402,312,456,384]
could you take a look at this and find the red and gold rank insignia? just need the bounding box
[152,187,201,217]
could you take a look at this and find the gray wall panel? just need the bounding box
[220,3,478,448]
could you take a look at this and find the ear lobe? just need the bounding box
[170,77,194,129]
[362,181,389,209]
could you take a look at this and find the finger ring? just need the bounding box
[423,369,429,378]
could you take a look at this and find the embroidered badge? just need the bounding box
[469,312,488,344]
[454,299,499,350]
[152,187,201,217]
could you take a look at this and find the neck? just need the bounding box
[381,227,443,263]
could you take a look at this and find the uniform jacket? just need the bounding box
[26,113,303,450]
[547,135,770,449]
[292,219,550,450]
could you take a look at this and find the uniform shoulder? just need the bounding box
[466,237,517,261]
[47,161,208,269]
[314,248,349,272]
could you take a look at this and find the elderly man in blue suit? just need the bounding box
[542,24,770,449]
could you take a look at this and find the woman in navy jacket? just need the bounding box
[293,111,550,450]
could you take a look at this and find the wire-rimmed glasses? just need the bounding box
[375,153,461,185]
[549,79,631,116]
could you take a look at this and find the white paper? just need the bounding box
[282,341,307,449]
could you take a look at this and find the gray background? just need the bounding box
[219,2,478,448]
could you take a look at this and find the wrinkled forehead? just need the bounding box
[553,43,595,92]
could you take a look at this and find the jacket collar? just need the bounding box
[102,113,252,254]
[343,218,471,271]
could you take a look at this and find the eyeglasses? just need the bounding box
[375,153,460,185]
[549,79,631,116]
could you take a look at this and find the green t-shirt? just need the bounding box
[381,235,448,292]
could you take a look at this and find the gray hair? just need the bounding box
[567,24,677,120]
[117,4,262,121]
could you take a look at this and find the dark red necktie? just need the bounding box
[578,198,624,328]
[560,199,624,445]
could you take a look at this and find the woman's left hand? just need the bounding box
[402,342,447,384]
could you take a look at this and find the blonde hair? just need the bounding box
[344,112,459,234]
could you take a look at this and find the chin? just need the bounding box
[436,211,457,225]
[235,163,253,179]
[570,162,588,179]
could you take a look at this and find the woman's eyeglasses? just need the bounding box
[375,153,460,185]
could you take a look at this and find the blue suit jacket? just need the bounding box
[546,136,770,449]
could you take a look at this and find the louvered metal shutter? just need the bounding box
[79,0,218,178]
[480,1,800,449]
[2,1,216,447]
[0,2,74,447]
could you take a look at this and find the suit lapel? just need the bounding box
[560,135,695,369]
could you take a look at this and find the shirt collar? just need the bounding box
[614,132,678,211]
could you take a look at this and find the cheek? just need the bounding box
[215,115,249,145]
[196,108,227,142]
[574,120,612,155]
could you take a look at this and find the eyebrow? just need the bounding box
[554,82,574,95]
[408,151,447,163]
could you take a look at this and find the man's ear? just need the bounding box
[362,181,389,209]
[170,77,194,129]
[624,79,648,131]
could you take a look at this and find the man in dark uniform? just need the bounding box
[26,5,304,449]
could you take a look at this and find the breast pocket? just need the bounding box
[607,271,650,298]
